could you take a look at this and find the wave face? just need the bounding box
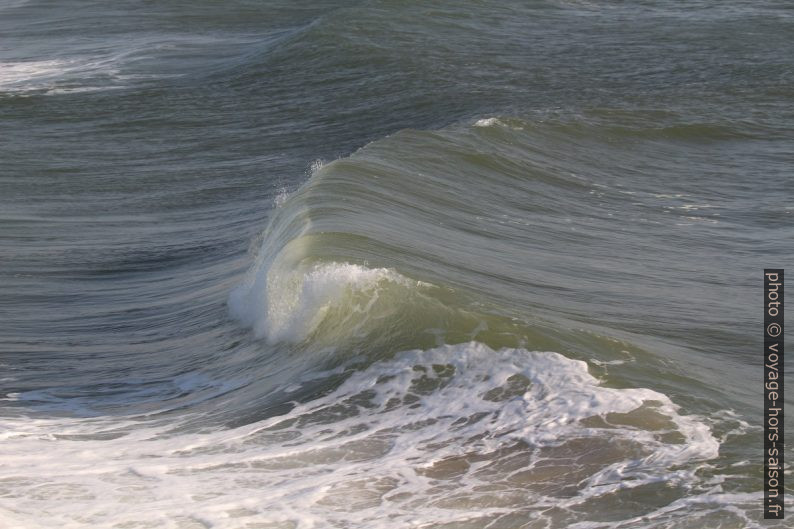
[1,0,792,528]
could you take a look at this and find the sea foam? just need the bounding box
[0,342,737,529]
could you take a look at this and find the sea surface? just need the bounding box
[1,1,793,528]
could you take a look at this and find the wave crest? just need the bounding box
[229,260,417,344]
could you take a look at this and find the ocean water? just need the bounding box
[1,0,792,527]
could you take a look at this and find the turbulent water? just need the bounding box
[1,1,793,528]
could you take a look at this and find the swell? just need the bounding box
[228,110,756,359]
[223,109,775,441]
[206,113,768,525]
[3,110,761,421]
[0,1,359,96]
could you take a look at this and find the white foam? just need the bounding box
[273,186,291,208]
[0,39,208,95]
[230,260,415,343]
[0,342,741,528]
[0,56,125,94]
[473,117,524,130]
[474,117,503,127]
[308,159,326,175]
[0,60,69,88]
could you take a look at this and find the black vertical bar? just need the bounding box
[764,269,784,519]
